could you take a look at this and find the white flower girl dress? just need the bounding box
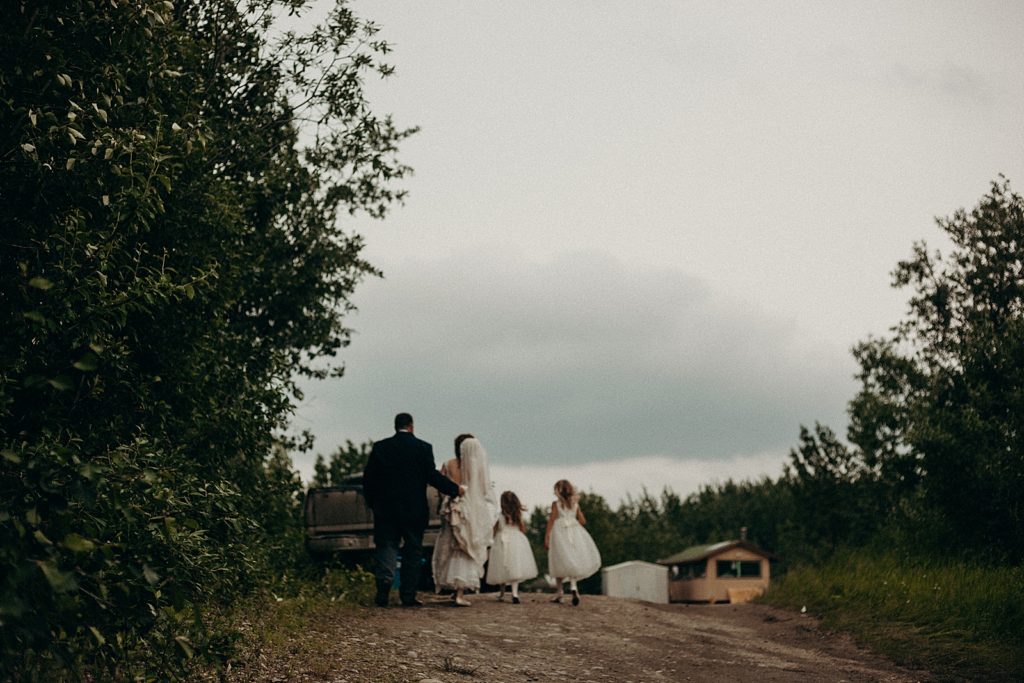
[486,517,538,586]
[547,498,601,580]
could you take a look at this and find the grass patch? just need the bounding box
[190,564,376,681]
[762,549,1024,682]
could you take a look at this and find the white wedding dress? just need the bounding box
[431,438,496,592]
[547,499,602,581]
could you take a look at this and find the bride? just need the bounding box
[431,434,496,606]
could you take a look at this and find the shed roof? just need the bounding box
[657,540,773,565]
[602,560,667,572]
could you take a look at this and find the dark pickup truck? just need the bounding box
[303,475,444,556]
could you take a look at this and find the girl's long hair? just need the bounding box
[500,490,525,529]
[554,479,576,509]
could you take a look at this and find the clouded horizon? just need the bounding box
[288,1,1024,510]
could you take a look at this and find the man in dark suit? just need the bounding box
[362,412,462,607]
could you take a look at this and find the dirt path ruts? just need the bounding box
[227,594,930,682]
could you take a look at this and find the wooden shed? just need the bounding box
[658,540,772,604]
[601,560,669,604]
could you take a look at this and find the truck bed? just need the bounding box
[304,481,443,555]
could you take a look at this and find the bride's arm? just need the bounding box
[576,505,587,526]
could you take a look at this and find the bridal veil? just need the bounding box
[451,437,497,564]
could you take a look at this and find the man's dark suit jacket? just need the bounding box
[362,431,460,530]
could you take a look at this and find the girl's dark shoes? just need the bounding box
[571,590,580,606]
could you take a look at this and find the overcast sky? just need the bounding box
[290,1,1024,510]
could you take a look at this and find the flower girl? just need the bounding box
[544,479,601,606]
[486,490,538,604]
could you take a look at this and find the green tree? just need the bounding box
[1,0,411,677]
[783,424,884,560]
[260,442,308,572]
[327,439,373,484]
[312,454,332,488]
[526,505,550,580]
[308,440,371,487]
[613,490,680,563]
[673,478,792,557]
[849,178,1024,557]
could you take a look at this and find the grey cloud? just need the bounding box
[295,248,855,469]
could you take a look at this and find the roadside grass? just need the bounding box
[761,549,1024,682]
[190,564,381,681]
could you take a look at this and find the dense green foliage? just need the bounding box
[849,177,1024,556]
[1,1,410,678]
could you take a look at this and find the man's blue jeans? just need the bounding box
[374,520,425,603]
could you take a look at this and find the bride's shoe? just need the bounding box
[454,596,472,607]
[549,594,563,603]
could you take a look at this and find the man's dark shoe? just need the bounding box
[400,597,424,607]
[374,581,392,607]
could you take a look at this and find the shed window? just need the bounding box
[716,560,761,578]
[672,562,706,580]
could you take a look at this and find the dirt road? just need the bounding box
[227,594,929,682]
